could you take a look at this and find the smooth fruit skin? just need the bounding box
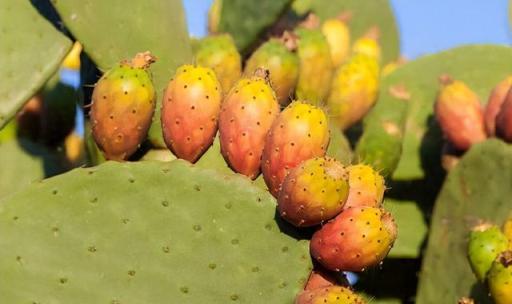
[195,34,241,92]
[91,52,156,161]
[352,27,381,62]
[310,207,397,272]
[321,18,350,67]
[484,76,512,136]
[496,85,512,142]
[262,101,330,197]
[278,157,349,227]
[295,286,366,304]
[161,65,222,163]
[218,74,279,179]
[295,28,334,105]
[435,77,487,151]
[487,251,512,304]
[327,54,380,130]
[344,164,385,209]
[467,224,509,281]
[244,38,299,106]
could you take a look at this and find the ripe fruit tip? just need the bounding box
[122,51,157,69]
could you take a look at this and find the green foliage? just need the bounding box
[0,1,71,129]
[416,139,512,304]
[0,160,311,303]
[217,0,293,53]
[52,0,193,148]
[292,0,400,65]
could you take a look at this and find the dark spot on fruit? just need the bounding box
[206,95,209,99]
[230,294,239,301]
[59,278,68,284]
[209,263,217,270]
[184,85,188,89]
[128,270,136,276]
[124,91,128,95]
[191,106,195,110]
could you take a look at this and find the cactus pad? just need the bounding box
[0,160,311,303]
[0,1,71,129]
[416,139,512,304]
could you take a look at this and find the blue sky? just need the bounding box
[184,0,511,59]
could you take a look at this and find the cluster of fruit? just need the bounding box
[435,75,512,168]
[467,219,512,304]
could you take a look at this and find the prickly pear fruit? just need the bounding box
[496,86,512,142]
[262,101,330,197]
[352,27,381,61]
[207,0,222,34]
[434,75,487,151]
[161,64,222,163]
[295,24,334,105]
[504,216,512,247]
[467,223,509,281]
[327,53,380,130]
[244,32,299,106]
[296,286,366,304]
[91,52,156,161]
[218,69,279,179]
[484,76,512,136]
[310,207,397,272]
[304,267,338,291]
[278,157,349,227]
[195,34,241,92]
[344,164,385,209]
[321,12,351,67]
[487,251,512,304]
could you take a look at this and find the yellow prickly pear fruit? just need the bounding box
[352,26,381,62]
[327,53,380,130]
[504,215,512,248]
[344,164,385,209]
[321,12,351,67]
[195,34,242,92]
[295,14,334,105]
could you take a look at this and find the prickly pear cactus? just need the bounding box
[292,0,399,65]
[52,0,193,148]
[0,1,71,129]
[416,139,512,304]
[215,0,293,53]
[0,160,312,303]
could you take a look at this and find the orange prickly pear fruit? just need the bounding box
[434,75,487,151]
[195,33,241,92]
[262,101,330,197]
[244,32,299,106]
[321,12,352,67]
[278,157,349,227]
[91,52,156,161]
[218,69,279,179]
[161,64,222,163]
[344,164,385,209]
[485,76,512,136]
[496,85,512,142]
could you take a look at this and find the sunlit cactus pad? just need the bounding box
[0,160,311,303]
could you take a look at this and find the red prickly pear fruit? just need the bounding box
[343,164,385,209]
[467,223,509,281]
[195,34,241,92]
[434,75,487,151]
[496,86,512,142]
[310,206,397,272]
[295,286,366,304]
[304,267,339,291]
[91,52,156,161]
[244,32,299,106]
[484,76,512,136]
[278,157,349,227]
[262,101,330,197]
[161,64,222,163]
[487,251,512,304]
[218,69,279,179]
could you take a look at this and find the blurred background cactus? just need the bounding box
[1,0,512,303]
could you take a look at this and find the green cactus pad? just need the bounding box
[217,0,292,53]
[385,45,512,181]
[0,160,312,303]
[0,1,71,129]
[52,0,193,148]
[292,0,400,65]
[416,139,512,304]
